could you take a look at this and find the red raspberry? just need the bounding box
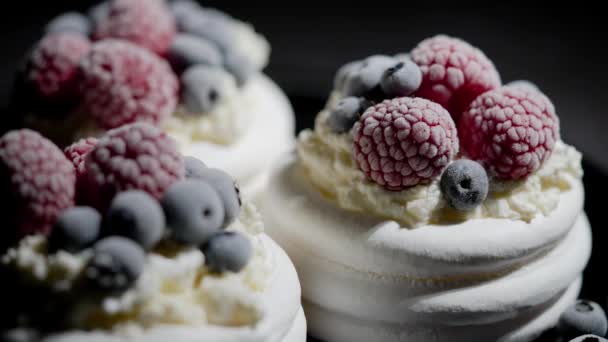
[25,32,91,107]
[459,86,560,180]
[64,137,98,177]
[411,35,501,121]
[0,130,76,238]
[83,122,184,210]
[353,97,459,190]
[79,40,179,130]
[93,0,176,55]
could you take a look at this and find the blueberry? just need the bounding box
[181,65,232,114]
[104,191,165,250]
[380,59,422,97]
[178,8,235,53]
[559,300,608,340]
[202,232,252,273]
[49,206,101,253]
[394,53,411,62]
[169,0,202,24]
[343,55,397,98]
[223,51,257,86]
[161,180,225,245]
[184,156,208,179]
[507,80,539,93]
[85,237,146,292]
[87,2,110,25]
[334,60,361,92]
[327,97,364,133]
[568,335,608,341]
[168,34,223,74]
[0,328,39,342]
[188,168,241,226]
[45,12,91,36]
[440,160,489,211]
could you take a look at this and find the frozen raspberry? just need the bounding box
[353,97,459,190]
[411,35,501,121]
[93,0,176,55]
[64,137,98,177]
[22,32,91,111]
[0,129,76,238]
[459,86,560,180]
[79,40,179,130]
[83,123,184,211]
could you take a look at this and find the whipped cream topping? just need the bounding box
[298,107,582,227]
[2,203,274,331]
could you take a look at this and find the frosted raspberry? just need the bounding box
[0,130,76,238]
[64,137,98,177]
[83,122,184,210]
[79,40,179,130]
[25,32,91,107]
[353,97,459,190]
[411,35,501,121]
[93,0,176,55]
[459,86,560,180]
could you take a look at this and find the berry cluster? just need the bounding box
[328,35,560,211]
[1,123,251,297]
[14,0,266,135]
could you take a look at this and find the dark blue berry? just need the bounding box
[394,53,411,62]
[104,191,165,250]
[559,300,608,340]
[178,7,234,53]
[568,335,608,341]
[202,232,252,273]
[181,65,232,114]
[440,160,489,211]
[45,12,91,36]
[85,237,146,292]
[161,180,225,245]
[188,168,241,226]
[169,0,202,24]
[334,60,361,92]
[327,97,364,134]
[380,59,422,97]
[50,206,101,253]
[223,51,256,86]
[0,328,39,342]
[87,2,110,25]
[184,156,208,179]
[168,34,223,73]
[343,55,396,98]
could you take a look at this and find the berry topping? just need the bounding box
[49,206,101,253]
[380,58,422,97]
[223,51,257,86]
[0,328,40,342]
[64,137,98,178]
[334,60,362,92]
[45,12,92,36]
[506,80,539,93]
[0,129,76,238]
[343,55,397,98]
[353,97,459,190]
[21,32,91,113]
[202,231,252,273]
[167,33,223,73]
[559,300,608,340]
[411,35,501,120]
[459,86,559,180]
[79,39,179,130]
[93,0,176,55]
[188,168,241,226]
[180,65,234,114]
[83,123,184,210]
[568,335,608,342]
[184,156,208,179]
[161,180,225,245]
[327,97,365,134]
[104,191,165,250]
[85,236,146,292]
[440,160,489,211]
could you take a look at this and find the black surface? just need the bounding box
[0,2,607,341]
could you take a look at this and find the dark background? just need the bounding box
[1,2,607,341]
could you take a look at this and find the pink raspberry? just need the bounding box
[64,137,98,177]
[79,39,179,130]
[0,129,76,238]
[459,86,560,180]
[411,35,501,121]
[93,0,176,55]
[83,122,184,210]
[353,97,459,190]
[25,32,91,107]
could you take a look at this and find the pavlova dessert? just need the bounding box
[260,35,591,341]
[11,0,294,196]
[0,123,305,341]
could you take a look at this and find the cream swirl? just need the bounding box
[298,108,582,228]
